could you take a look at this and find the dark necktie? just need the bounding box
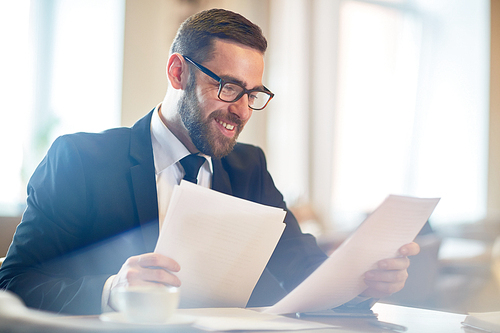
[179,154,205,184]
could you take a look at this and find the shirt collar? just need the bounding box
[150,104,213,174]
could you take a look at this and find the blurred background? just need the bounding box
[0,0,499,314]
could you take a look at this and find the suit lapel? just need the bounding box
[211,158,233,196]
[129,110,159,252]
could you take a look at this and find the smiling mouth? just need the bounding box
[216,118,235,131]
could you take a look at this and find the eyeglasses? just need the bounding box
[183,55,274,111]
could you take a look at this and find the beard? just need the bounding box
[178,80,244,159]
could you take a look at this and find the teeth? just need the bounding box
[218,119,235,130]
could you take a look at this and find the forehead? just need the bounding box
[203,39,265,88]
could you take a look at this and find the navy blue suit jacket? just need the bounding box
[0,111,327,314]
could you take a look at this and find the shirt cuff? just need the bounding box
[101,275,116,313]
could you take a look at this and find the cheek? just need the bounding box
[196,85,219,107]
[195,91,217,118]
[198,103,216,121]
[199,99,229,121]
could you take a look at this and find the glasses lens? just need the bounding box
[219,83,243,102]
[219,82,271,110]
[248,91,271,110]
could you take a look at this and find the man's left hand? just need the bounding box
[360,242,420,298]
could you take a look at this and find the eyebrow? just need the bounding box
[219,74,265,91]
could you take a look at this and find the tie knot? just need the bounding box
[179,154,206,184]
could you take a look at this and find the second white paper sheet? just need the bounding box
[266,195,440,314]
[154,181,286,308]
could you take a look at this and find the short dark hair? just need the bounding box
[170,8,267,63]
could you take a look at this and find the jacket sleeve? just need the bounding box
[0,136,111,315]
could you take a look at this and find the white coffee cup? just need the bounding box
[111,285,180,323]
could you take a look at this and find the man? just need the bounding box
[0,8,419,315]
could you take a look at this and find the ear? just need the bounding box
[166,53,189,90]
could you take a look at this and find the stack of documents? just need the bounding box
[154,181,286,308]
[462,311,500,332]
[180,308,336,331]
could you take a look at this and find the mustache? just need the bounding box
[209,110,244,128]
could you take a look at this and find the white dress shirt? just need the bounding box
[150,104,212,231]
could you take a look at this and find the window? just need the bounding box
[266,0,490,231]
[331,0,489,229]
[0,0,125,215]
[0,0,32,214]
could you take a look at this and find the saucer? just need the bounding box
[100,312,195,326]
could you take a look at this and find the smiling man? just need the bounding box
[0,8,419,315]
[164,40,266,159]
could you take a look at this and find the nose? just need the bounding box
[228,93,252,122]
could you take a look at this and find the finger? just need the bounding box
[136,253,181,272]
[114,265,181,288]
[365,268,408,283]
[141,267,182,287]
[362,280,406,298]
[377,256,410,270]
[113,254,181,290]
[399,242,420,256]
[116,278,170,289]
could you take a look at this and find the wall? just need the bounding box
[488,0,500,220]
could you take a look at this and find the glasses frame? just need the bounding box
[183,55,274,111]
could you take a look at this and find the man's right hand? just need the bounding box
[111,253,181,291]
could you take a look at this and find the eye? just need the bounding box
[220,83,242,99]
[222,86,235,93]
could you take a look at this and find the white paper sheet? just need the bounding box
[266,195,440,314]
[177,307,336,331]
[154,181,286,308]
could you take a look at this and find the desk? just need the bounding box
[270,303,466,333]
[334,302,466,332]
[0,302,467,333]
